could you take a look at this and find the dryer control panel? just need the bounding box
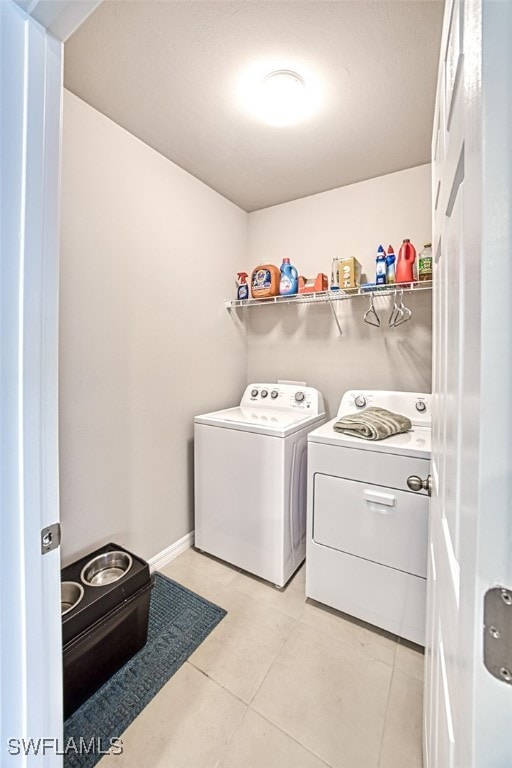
[242,383,325,416]
[338,390,432,427]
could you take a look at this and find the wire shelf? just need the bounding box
[225,281,432,309]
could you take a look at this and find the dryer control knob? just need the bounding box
[251,389,259,398]
[271,390,279,399]
[354,395,367,408]
[260,389,268,398]
[295,391,305,403]
[416,400,427,413]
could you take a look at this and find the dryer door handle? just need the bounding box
[363,489,396,507]
[407,474,432,496]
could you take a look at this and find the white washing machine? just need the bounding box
[194,382,325,587]
[306,390,431,645]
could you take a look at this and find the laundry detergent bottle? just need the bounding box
[396,239,417,283]
[279,258,298,295]
[251,264,280,298]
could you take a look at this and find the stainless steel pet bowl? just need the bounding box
[80,551,133,587]
[61,581,85,615]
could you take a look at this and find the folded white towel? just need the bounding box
[333,406,412,441]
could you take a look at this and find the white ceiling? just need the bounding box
[64,0,444,212]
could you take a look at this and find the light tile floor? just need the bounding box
[99,548,424,768]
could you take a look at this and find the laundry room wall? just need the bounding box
[59,90,247,565]
[246,165,433,417]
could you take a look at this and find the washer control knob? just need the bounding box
[416,400,427,413]
[260,389,268,398]
[271,390,279,399]
[251,389,259,398]
[295,391,305,403]
[354,395,367,408]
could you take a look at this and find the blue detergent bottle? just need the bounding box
[376,245,387,285]
[279,258,298,295]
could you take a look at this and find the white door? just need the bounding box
[0,2,99,764]
[425,1,512,766]
[1,5,64,764]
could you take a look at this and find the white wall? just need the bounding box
[246,165,432,416]
[60,99,432,565]
[59,91,247,564]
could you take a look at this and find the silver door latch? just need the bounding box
[483,587,512,685]
[41,522,61,554]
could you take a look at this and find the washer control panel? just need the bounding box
[242,383,325,415]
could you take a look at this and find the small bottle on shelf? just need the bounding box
[385,245,396,284]
[418,243,433,281]
[330,258,340,290]
[236,272,249,300]
[376,245,387,285]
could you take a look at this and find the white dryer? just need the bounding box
[306,390,431,645]
[195,382,325,587]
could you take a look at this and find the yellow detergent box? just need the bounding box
[336,257,362,289]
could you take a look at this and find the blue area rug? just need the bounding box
[64,572,227,768]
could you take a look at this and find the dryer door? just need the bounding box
[313,474,429,577]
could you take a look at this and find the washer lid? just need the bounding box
[308,417,431,459]
[194,406,324,438]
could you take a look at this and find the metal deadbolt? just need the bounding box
[406,474,432,496]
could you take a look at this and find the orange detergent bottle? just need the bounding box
[251,264,280,298]
[395,239,417,283]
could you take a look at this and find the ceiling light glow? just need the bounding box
[236,61,323,127]
[257,70,306,127]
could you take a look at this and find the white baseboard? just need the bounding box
[148,531,194,573]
